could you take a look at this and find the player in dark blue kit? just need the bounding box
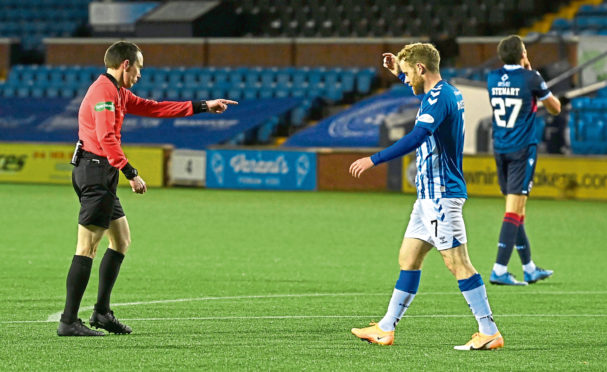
[349,43,503,350]
[487,35,561,286]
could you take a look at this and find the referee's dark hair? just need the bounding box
[497,35,525,65]
[104,41,141,69]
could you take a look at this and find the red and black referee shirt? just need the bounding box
[78,73,206,169]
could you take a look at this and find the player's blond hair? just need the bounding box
[396,43,440,73]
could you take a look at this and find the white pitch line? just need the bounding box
[4,313,607,325]
[45,290,607,322]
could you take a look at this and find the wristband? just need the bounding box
[192,100,208,114]
[121,162,138,180]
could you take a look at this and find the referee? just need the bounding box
[57,41,237,336]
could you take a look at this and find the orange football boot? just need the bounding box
[351,322,394,346]
[453,331,504,350]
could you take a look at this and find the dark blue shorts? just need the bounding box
[494,145,537,196]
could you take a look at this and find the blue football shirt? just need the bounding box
[487,65,552,153]
[414,80,467,199]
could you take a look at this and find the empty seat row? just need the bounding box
[0,8,88,21]
[237,0,568,38]
[1,65,378,101]
[551,3,607,35]
[0,0,90,51]
[1,0,90,7]
[569,97,607,154]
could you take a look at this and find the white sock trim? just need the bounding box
[523,260,536,273]
[492,263,508,276]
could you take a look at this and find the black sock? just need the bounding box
[495,213,522,266]
[515,222,532,265]
[95,248,125,314]
[61,255,93,323]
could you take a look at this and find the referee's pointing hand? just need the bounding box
[206,99,238,114]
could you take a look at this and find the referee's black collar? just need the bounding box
[103,73,120,91]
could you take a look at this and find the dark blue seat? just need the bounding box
[213,68,231,84]
[196,89,211,100]
[356,68,376,94]
[243,86,259,101]
[2,85,16,98]
[168,69,184,85]
[276,67,293,85]
[259,85,275,99]
[16,86,31,98]
[325,83,343,102]
[292,69,307,86]
[198,72,213,86]
[260,69,276,86]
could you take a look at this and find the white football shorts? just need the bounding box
[404,198,467,250]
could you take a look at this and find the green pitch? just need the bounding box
[0,184,605,370]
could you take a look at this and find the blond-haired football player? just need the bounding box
[349,43,503,350]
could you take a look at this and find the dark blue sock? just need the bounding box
[515,220,532,265]
[495,213,522,266]
[395,270,421,294]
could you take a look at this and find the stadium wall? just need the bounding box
[44,37,576,69]
[402,154,607,201]
[315,149,388,191]
[43,37,577,88]
[0,143,170,187]
[2,144,606,201]
[456,36,578,69]
[43,37,426,71]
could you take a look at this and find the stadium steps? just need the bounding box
[521,0,603,35]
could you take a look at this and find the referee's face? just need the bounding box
[123,51,143,89]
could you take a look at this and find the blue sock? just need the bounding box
[515,220,532,265]
[458,273,498,335]
[378,270,421,332]
[496,213,522,267]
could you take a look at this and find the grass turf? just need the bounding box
[0,183,605,370]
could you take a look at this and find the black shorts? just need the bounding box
[494,145,537,196]
[72,151,125,228]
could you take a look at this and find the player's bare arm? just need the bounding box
[206,99,238,113]
[523,54,560,115]
[382,53,401,77]
[542,95,561,116]
[349,157,374,178]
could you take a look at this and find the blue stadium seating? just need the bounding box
[551,3,607,34]
[569,97,607,154]
[2,64,384,145]
[0,0,92,51]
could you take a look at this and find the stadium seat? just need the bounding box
[60,87,76,99]
[2,85,16,98]
[198,71,213,86]
[307,68,325,86]
[168,70,184,86]
[325,83,344,102]
[260,68,276,86]
[356,68,376,94]
[243,86,259,101]
[292,69,308,86]
[276,67,293,85]
[227,86,244,101]
[340,69,356,92]
[16,86,31,98]
[259,85,275,99]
